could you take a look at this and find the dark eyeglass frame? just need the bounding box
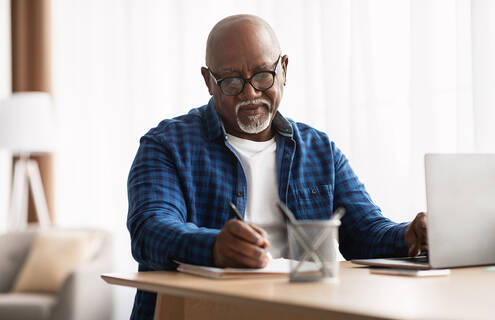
[206,55,282,96]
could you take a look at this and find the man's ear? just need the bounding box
[281,55,288,86]
[201,67,214,95]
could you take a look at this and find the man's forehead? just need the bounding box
[212,54,278,73]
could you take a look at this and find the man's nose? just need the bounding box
[239,80,261,99]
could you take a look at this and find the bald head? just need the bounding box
[205,14,281,69]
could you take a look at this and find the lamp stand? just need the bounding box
[8,154,51,230]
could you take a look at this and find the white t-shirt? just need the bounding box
[227,134,287,258]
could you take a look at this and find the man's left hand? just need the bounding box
[405,212,428,257]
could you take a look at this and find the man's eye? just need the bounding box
[253,72,273,86]
[254,72,271,80]
[223,78,243,88]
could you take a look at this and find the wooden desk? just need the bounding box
[102,261,494,320]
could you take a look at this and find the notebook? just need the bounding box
[175,258,319,279]
[369,267,450,277]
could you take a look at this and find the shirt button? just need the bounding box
[237,191,244,197]
[311,187,317,194]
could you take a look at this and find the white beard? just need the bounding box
[235,98,273,134]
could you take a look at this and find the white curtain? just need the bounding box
[51,0,495,318]
[0,0,11,233]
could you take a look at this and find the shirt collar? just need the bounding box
[204,98,294,141]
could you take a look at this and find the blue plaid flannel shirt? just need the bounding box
[127,98,409,319]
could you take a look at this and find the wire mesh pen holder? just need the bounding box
[288,219,341,282]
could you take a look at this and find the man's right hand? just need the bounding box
[213,219,270,268]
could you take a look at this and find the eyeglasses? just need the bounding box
[206,55,281,96]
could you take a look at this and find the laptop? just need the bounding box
[352,154,495,269]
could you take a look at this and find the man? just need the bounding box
[127,14,427,319]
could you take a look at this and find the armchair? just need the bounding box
[0,227,113,320]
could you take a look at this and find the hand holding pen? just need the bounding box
[212,202,271,268]
[229,203,273,260]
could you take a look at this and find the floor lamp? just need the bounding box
[0,92,56,231]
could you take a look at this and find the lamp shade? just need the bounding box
[0,92,56,154]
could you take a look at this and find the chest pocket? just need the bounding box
[290,184,334,220]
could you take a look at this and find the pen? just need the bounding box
[229,202,272,260]
[229,202,244,220]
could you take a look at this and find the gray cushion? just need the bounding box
[0,293,56,320]
[0,231,36,292]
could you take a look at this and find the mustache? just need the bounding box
[235,98,272,112]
